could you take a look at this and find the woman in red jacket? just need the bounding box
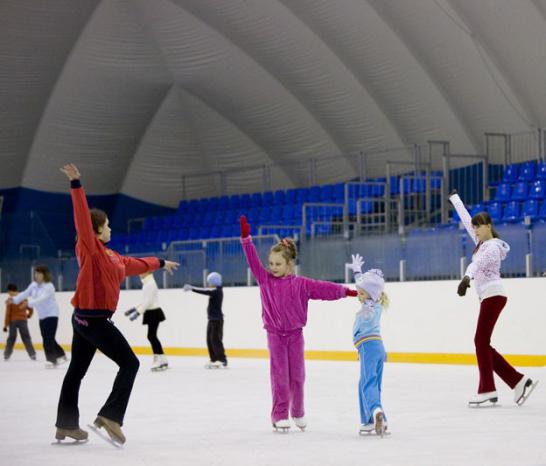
[55,164,178,445]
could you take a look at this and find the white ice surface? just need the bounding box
[1,351,545,466]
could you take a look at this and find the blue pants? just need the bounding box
[357,340,386,424]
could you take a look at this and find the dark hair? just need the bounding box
[90,208,108,234]
[471,212,500,238]
[270,238,297,263]
[6,283,17,292]
[34,264,53,283]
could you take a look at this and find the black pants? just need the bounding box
[146,321,164,355]
[39,317,65,363]
[207,320,226,363]
[4,320,36,359]
[56,314,140,429]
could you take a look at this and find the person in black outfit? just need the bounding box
[183,272,227,368]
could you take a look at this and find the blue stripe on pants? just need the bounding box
[358,339,386,424]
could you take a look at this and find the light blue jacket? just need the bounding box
[352,299,383,348]
[12,282,59,320]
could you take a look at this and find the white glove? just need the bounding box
[349,254,364,274]
[183,284,192,292]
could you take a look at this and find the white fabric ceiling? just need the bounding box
[1,0,544,207]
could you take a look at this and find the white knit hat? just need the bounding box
[355,269,385,302]
[206,272,222,287]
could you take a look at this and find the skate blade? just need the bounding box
[272,425,290,433]
[359,431,391,437]
[517,380,539,406]
[87,424,123,448]
[468,398,498,408]
[151,366,168,372]
[51,439,88,446]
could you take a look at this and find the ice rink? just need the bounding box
[1,351,545,466]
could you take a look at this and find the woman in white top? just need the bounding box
[125,271,167,371]
[450,191,537,407]
[8,265,66,367]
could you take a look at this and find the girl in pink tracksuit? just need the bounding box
[240,216,357,431]
[449,191,538,407]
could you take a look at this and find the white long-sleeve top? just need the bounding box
[12,281,59,320]
[136,274,160,313]
[449,193,510,301]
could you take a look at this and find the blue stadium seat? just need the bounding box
[430,171,443,190]
[518,162,536,182]
[309,186,321,202]
[263,191,274,206]
[502,201,520,223]
[502,164,519,183]
[371,179,386,198]
[177,200,189,213]
[412,177,426,194]
[296,188,309,203]
[333,183,345,202]
[487,202,503,222]
[522,199,539,220]
[529,180,546,199]
[251,192,263,207]
[320,184,334,202]
[273,190,285,205]
[536,162,546,180]
[511,181,529,201]
[229,194,241,209]
[285,189,297,204]
[538,201,546,220]
[240,193,252,209]
[470,204,484,217]
[389,176,400,196]
[494,183,511,202]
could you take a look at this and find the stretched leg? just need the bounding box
[358,342,383,424]
[287,331,305,419]
[146,321,163,355]
[210,320,227,364]
[206,321,215,361]
[4,323,17,360]
[17,321,36,358]
[56,316,96,429]
[50,317,66,360]
[267,333,290,423]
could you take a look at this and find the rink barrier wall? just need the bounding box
[3,343,546,367]
[1,277,545,367]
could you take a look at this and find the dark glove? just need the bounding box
[345,289,358,297]
[124,308,140,321]
[457,276,471,296]
[3,327,7,333]
[240,215,250,238]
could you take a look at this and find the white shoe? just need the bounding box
[373,408,386,437]
[273,419,290,432]
[468,391,498,407]
[292,416,306,431]
[158,354,168,370]
[151,355,161,372]
[205,361,223,369]
[359,423,374,435]
[45,361,57,369]
[514,377,538,406]
[56,356,68,366]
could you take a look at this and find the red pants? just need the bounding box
[475,296,523,393]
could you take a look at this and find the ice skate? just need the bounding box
[152,354,168,372]
[272,419,290,433]
[514,377,538,406]
[468,391,498,407]
[205,361,223,369]
[56,355,68,366]
[52,427,88,445]
[374,408,387,437]
[45,361,57,369]
[359,423,375,435]
[292,416,307,431]
[89,415,125,446]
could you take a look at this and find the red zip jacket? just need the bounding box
[70,180,163,313]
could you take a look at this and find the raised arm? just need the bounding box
[60,164,97,254]
[449,192,478,245]
[240,216,268,284]
[121,256,163,277]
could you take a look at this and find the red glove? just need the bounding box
[345,288,358,297]
[240,215,250,238]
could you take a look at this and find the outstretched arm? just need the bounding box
[303,277,356,300]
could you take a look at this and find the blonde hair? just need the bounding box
[378,292,389,309]
[269,238,297,264]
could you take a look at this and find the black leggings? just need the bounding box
[147,321,164,355]
[56,314,139,429]
[39,317,65,363]
[207,320,226,363]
